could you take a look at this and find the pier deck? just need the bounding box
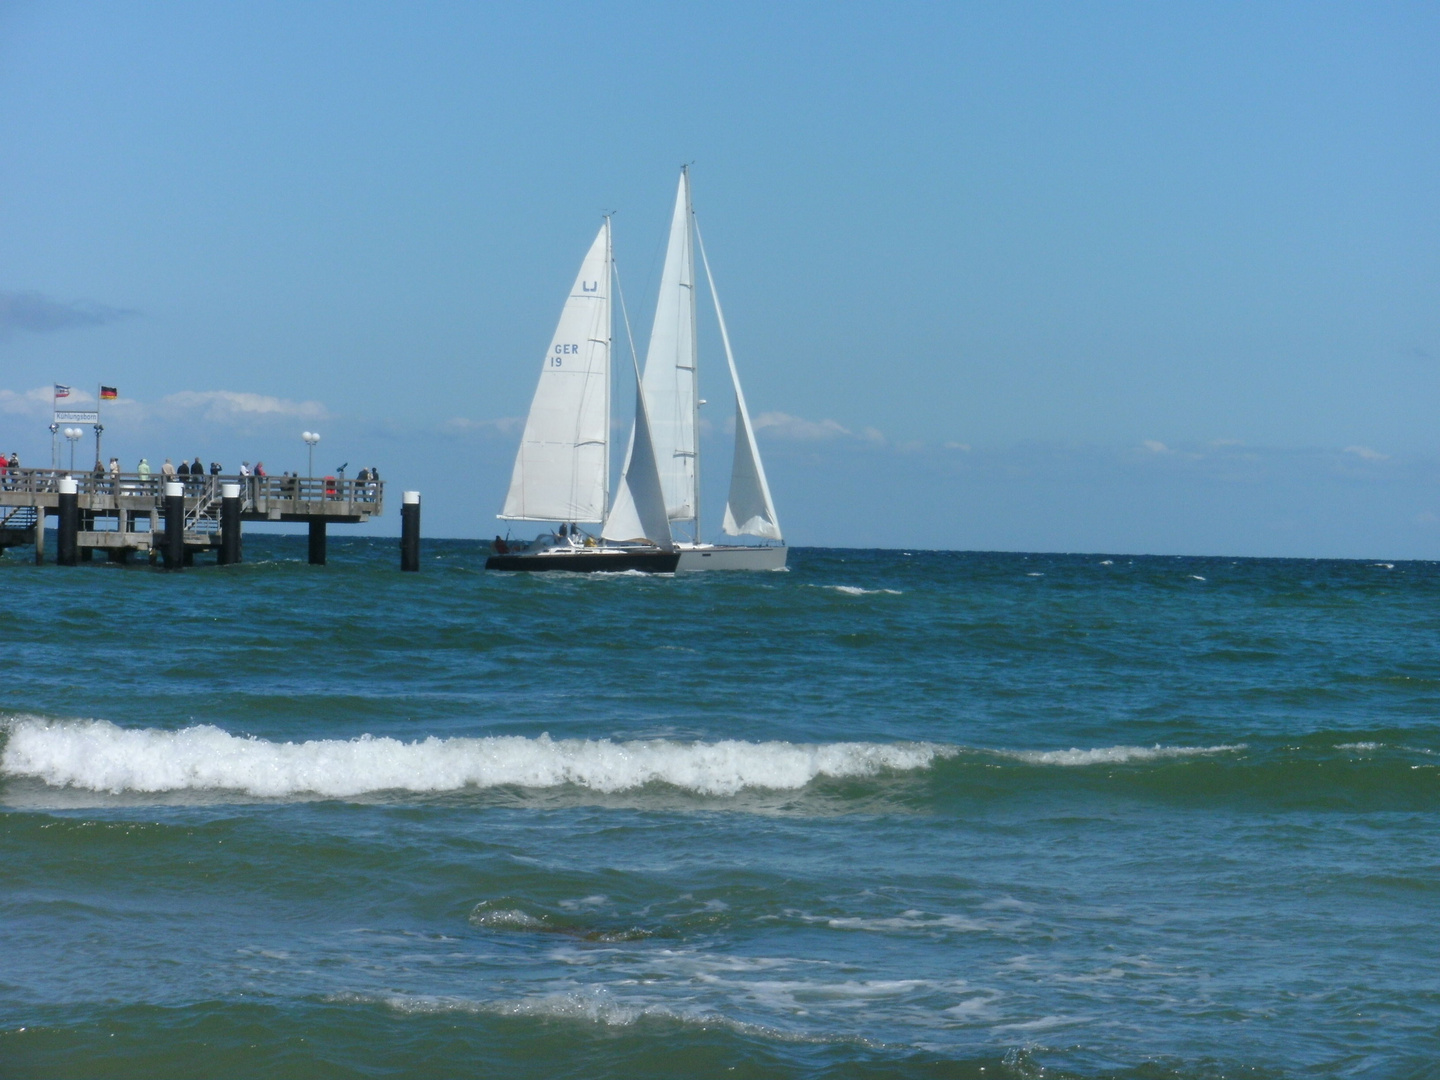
[0,469,384,562]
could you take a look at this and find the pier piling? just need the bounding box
[164,481,185,570]
[308,520,327,566]
[400,491,420,571]
[219,482,242,565]
[57,476,79,566]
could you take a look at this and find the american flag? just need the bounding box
[54,384,71,398]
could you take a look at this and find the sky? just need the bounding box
[2,1,1437,556]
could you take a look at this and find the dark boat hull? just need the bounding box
[485,549,680,573]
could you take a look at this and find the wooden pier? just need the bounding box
[0,469,386,567]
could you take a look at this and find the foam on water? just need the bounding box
[997,743,1245,766]
[0,718,949,798]
[813,585,903,596]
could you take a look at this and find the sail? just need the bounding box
[500,223,611,522]
[601,378,675,550]
[694,219,783,541]
[640,169,699,524]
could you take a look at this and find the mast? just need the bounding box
[685,166,701,544]
[604,215,612,519]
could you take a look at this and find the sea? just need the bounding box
[2,539,1438,1079]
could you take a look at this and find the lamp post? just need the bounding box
[302,431,320,478]
[64,427,82,472]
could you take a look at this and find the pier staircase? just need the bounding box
[0,504,38,550]
[182,484,224,545]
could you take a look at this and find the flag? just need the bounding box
[100,386,118,400]
[54,384,71,398]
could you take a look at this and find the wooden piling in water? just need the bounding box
[219,482,242,565]
[400,491,420,571]
[308,520,326,566]
[57,477,79,566]
[163,481,185,570]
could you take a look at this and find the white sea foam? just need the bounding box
[1189,575,1206,581]
[998,744,1245,767]
[814,585,903,596]
[0,718,949,798]
[1336,742,1383,751]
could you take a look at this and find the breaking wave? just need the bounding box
[0,718,949,798]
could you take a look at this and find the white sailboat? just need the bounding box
[487,219,679,573]
[628,167,786,571]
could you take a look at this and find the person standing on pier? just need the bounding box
[162,458,175,479]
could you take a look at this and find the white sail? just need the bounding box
[601,374,675,551]
[640,169,699,525]
[500,223,611,523]
[694,219,783,542]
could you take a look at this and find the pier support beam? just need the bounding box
[57,477,78,566]
[308,520,327,565]
[33,512,45,565]
[400,491,420,571]
[164,481,185,570]
[219,482,242,565]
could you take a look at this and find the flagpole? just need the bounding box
[94,383,103,470]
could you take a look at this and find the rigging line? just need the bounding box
[612,259,644,383]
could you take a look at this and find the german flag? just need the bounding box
[100,386,118,400]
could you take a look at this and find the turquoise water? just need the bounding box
[3,540,1438,1078]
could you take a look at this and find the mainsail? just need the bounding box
[500,222,611,523]
[640,169,700,527]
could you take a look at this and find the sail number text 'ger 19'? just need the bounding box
[551,343,582,367]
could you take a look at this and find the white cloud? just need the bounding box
[1343,445,1389,462]
[750,411,891,444]
[0,386,60,417]
[1141,440,1171,454]
[943,441,972,451]
[160,390,327,424]
[752,411,852,440]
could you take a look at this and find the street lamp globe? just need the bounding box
[302,431,321,477]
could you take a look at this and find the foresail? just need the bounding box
[500,223,611,523]
[601,382,675,550]
[694,217,783,542]
[641,169,699,523]
[722,400,782,540]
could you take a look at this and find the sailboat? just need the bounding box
[486,219,679,572]
[487,172,785,573]
[624,167,786,571]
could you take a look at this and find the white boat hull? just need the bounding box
[675,545,787,572]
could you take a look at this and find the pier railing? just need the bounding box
[0,469,384,518]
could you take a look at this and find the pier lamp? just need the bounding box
[302,431,320,478]
[63,427,82,472]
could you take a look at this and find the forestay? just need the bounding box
[500,223,611,523]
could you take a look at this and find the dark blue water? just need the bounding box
[3,540,1438,1077]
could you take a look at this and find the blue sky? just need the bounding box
[2,2,1437,555]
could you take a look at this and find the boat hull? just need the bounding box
[675,545,788,572]
[485,549,680,573]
